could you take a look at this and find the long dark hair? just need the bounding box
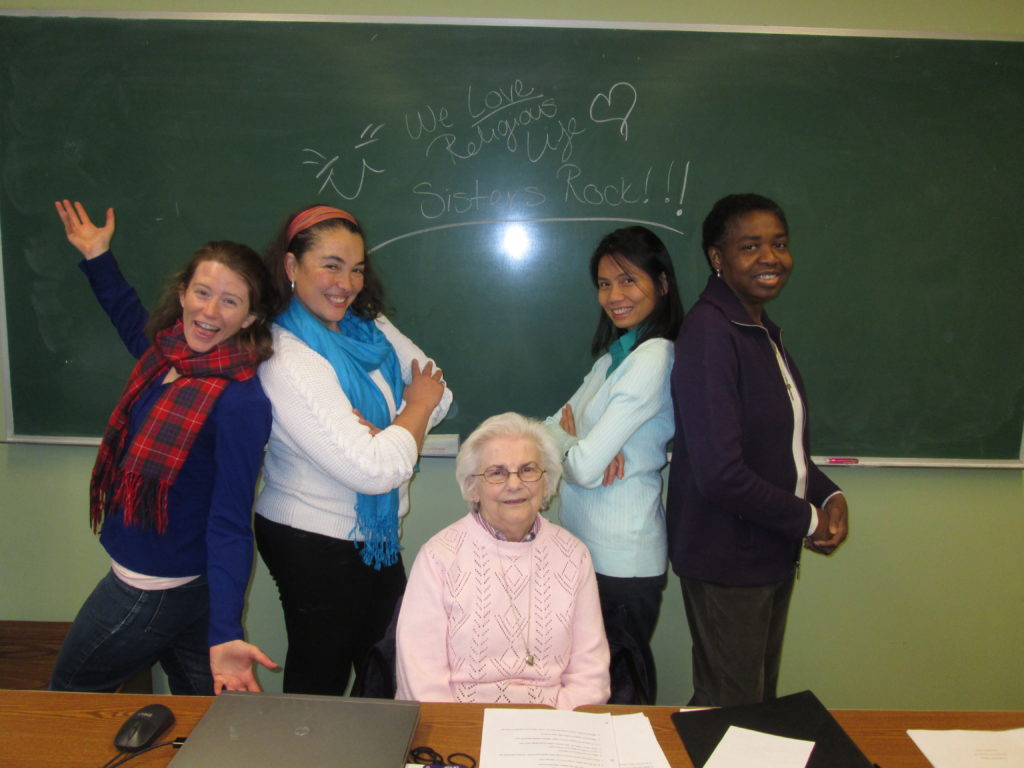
[588,226,684,356]
[264,205,387,319]
[146,241,275,361]
[701,193,789,272]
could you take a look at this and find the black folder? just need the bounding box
[671,690,874,768]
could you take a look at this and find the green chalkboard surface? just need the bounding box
[2,15,1022,460]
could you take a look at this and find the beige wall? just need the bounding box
[2,0,1022,708]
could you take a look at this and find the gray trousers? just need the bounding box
[681,573,795,707]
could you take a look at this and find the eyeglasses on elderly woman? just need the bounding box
[472,463,546,484]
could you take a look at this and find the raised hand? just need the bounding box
[54,199,115,259]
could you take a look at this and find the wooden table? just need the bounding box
[1,689,1021,767]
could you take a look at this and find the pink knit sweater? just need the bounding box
[396,513,610,709]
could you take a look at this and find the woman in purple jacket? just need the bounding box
[666,193,850,707]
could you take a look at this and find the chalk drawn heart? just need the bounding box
[589,82,638,141]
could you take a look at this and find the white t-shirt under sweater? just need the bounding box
[395,513,611,710]
[256,315,453,541]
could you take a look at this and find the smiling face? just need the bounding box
[177,260,256,353]
[285,227,365,330]
[596,253,665,331]
[472,436,546,542]
[710,210,793,323]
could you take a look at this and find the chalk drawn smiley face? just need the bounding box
[589,82,638,141]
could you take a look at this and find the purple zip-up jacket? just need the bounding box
[666,275,839,586]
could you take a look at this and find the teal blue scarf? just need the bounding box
[606,327,640,377]
[277,298,404,569]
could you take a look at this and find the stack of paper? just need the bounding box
[479,708,671,768]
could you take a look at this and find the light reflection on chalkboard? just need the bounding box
[501,224,531,261]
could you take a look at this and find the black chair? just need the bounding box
[351,597,402,699]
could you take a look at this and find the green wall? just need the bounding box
[2,0,1022,710]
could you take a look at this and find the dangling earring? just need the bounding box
[290,280,295,291]
[715,268,722,278]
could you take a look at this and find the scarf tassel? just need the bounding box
[350,492,401,570]
[113,472,172,534]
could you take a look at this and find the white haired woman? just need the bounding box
[395,412,610,709]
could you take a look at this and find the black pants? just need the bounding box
[597,571,666,704]
[681,574,794,707]
[255,515,406,696]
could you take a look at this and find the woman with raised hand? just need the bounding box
[50,200,277,695]
[544,226,684,704]
[256,205,452,696]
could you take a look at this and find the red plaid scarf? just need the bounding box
[89,319,261,533]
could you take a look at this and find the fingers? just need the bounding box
[54,199,78,232]
[806,531,841,555]
[74,200,93,227]
[560,404,576,436]
[352,408,375,430]
[214,675,262,694]
[829,509,849,538]
[602,462,615,486]
[411,359,443,381]
[804,535,835,555]
[601,452,625,486]
[253,648,278,671]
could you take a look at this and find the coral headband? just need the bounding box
[286,205,359,243]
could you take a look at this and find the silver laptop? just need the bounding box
[170,692,420,767]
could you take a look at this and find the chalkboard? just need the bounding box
[2,14,1022,461]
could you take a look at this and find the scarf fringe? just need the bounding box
[350,493,400,570]
[112,471,172,534]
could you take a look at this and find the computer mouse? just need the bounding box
[114,704,175,752]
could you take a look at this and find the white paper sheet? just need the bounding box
[611,713,671,768]
[702,725,814,768]
[907,727,1024,766]
[480,708,617,768]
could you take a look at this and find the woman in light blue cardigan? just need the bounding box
[544,226,683,703]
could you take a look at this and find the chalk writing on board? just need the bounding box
[370,217,687,254]
[665,160,691,216]
[588,82,637,141]
[302,122,386,199]
[558,163,651,207]
[412,181,546,220]
[412,78,592,164]
[301,78,692,233]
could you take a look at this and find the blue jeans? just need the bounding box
[50,570,213,695]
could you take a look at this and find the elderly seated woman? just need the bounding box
[395,412,610,709]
